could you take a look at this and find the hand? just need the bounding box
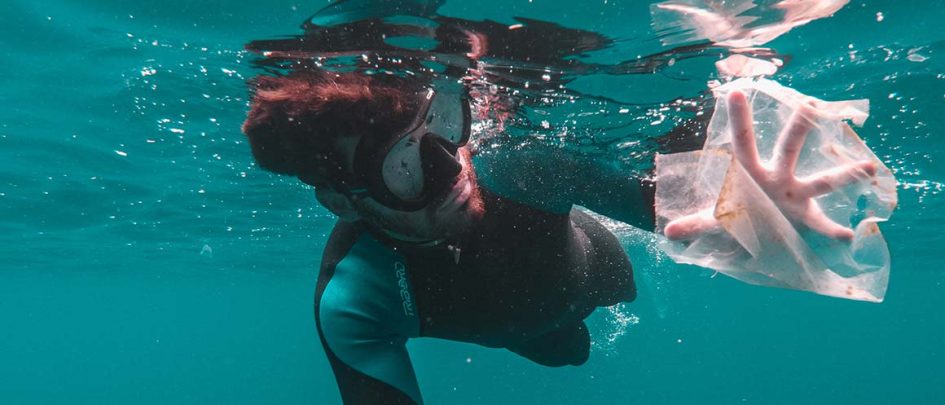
[664,91,876,242]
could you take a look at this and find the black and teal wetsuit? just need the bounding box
[315,190,636,404]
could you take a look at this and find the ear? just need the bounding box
[314,188,361,221]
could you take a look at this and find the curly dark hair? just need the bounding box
[241,70,424,182]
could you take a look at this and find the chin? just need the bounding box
[427,181,483,238]
[461,185,485,221]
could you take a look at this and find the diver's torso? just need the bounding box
[320,190,631,349]
[396,192,596,347]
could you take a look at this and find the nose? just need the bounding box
[420,134,463,190]
[427,133,460,156]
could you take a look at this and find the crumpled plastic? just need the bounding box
[655,78,898,302]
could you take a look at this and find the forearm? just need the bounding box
[475,141,656,229]
[475,114,706,231]
[584,114,707,230]
[574,172,656,231]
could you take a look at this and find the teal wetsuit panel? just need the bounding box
[319,233,422,404]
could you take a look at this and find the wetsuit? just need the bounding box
[315,190,636,404]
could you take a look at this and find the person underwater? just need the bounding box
[240,67,874,403]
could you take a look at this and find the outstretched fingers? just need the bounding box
[800,160,877,197]
[772,104,816,175]
[728,91,767,179]
[802,202,855,241]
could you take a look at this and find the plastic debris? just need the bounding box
[655,78,897,302]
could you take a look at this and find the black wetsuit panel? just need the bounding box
[402,193,635,347]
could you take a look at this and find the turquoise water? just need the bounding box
[2,0,944,403]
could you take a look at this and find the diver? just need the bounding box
[241,69,874,404]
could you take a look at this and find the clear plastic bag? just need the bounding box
[655,78,898,302]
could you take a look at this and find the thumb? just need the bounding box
[664,208,720,241]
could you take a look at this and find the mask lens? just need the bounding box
[423,92,467,145]
[380,134,425,200]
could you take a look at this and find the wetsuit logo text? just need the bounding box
[394,262,416,317]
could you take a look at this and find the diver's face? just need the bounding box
[314,88,484,240]
[356,147,484,240]
[321,137,485,241]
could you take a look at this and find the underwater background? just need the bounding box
[1,0,943,403]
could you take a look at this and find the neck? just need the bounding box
[379,228,446,247]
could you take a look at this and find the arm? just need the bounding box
[473,142,655,229]
[473,110,709,230]
[315,222,423,404]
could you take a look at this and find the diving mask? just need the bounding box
[313,87,472,211]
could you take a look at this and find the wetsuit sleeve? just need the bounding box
[475,143,655,229]
[315,222,423,404]
[475,115,711,231]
